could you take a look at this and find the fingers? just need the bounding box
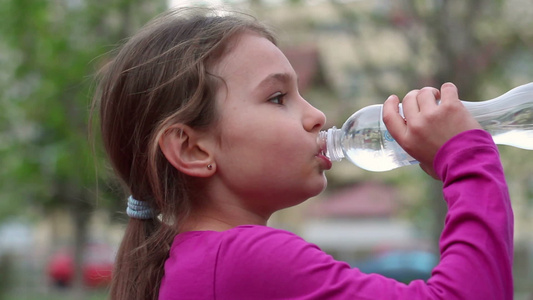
[417,87,440,111]
[382,87,439,144]
[383,83,461,180]
[382,94,406,140]
[400,87,439,122]
[440,82,459,105]
[401,89,420,120]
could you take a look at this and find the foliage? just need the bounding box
[0,0,166,296]
[0,0,166,218]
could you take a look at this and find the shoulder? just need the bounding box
[218,225,330,266]
[214,225,355,298]
[221,225,319,252]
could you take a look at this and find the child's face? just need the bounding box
[208,32,331,216]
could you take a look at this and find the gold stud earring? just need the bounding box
[207,164,213,170]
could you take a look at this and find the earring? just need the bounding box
[207,164,213,170]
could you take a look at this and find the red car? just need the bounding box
[47,243,114,288]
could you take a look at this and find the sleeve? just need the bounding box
[214,129,513,300]
[429,129,514,299]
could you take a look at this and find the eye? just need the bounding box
[268,92,287,105]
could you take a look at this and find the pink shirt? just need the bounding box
[159,129,513,299]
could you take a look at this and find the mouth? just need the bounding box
[317,136,327,157]
[316,149,332,170]
[315,131,331,170]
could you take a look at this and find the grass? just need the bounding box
[4,289,108,300]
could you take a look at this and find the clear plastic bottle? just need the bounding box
[318,82,533,172]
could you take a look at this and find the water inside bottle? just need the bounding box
[469,102,533,150]
[341,124,417,172]
[491,130,533,150]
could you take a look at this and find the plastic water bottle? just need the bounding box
[318,82,533,172]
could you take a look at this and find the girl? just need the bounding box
[93,7,513,300]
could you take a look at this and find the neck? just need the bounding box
[179,203,269,233]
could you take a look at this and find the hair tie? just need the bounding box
[126,195,157,219]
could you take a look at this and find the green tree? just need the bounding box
[0,0,166,297]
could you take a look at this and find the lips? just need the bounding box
[317,134,327,155]
[316,134,331,170]
[316,151,332,170]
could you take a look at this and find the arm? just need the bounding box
[382,83,514,298]
[428,129,513,299]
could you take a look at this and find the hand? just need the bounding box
[383,82,482,179]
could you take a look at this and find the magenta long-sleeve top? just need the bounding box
[159,129,514,300]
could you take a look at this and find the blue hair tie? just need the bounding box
[126,195,157,219]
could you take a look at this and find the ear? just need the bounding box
[159,124,215,177]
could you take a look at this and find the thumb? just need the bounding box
[382,95,407,142]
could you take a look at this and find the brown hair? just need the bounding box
[92,7,275,300]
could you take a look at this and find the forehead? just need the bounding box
[210,32,294,89]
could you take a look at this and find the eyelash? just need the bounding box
[268,93,287,105]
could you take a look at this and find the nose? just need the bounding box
[302,98,326,132]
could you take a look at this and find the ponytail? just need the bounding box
[110,218,176,300]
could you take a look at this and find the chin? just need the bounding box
[306,177,328,199]
[316,174,328,193]
[270,176,328,210]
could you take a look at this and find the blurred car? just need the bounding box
[353,249,438,283]
[47,243,114,288]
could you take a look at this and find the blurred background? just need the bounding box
[0,0,532,299]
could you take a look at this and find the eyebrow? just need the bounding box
[254,72,298,91]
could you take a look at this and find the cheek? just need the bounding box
[216,112,311,174]
[218,114,275,152]
[218,128,295,177]
[216,122,262,166]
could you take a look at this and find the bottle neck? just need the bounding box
[319,127,344,162]
[462,83,533,120]
[462,82,533,150]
